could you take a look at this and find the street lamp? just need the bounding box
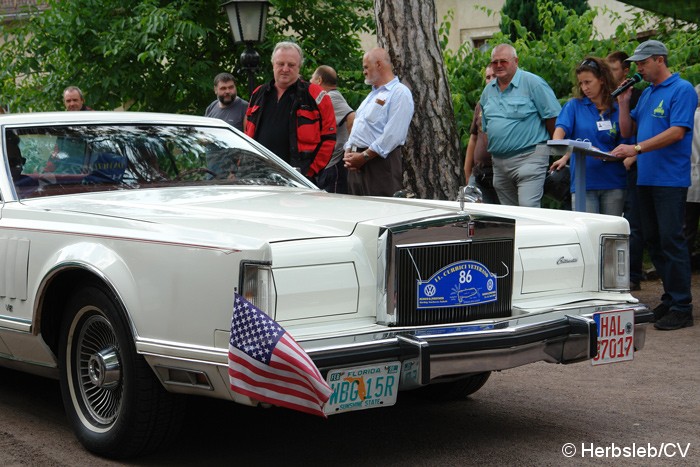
[222,0,270,96]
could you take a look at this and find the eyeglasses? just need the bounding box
[578,59,599,71]
[490,59,511,66]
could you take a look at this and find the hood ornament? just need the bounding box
[458,185,483,212]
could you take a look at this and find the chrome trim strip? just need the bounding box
[0,316,32,332]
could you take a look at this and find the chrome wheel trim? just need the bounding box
[74,313,123,426]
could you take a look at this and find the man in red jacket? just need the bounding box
[245,41,336,181]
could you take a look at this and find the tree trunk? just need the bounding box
[374,0,461,200]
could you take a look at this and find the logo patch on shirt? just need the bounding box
[653,100,665,117]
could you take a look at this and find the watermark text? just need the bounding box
[561,442,691,458]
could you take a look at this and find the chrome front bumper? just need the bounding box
[304,303,652,390]
[141,303,651,401]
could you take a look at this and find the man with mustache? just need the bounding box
[205,73,248,131]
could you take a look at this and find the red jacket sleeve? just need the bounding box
[308,87,336,176]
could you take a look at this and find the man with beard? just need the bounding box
[205,73,248,131]
[343,47,414,197]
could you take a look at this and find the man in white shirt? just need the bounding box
[343,48,414,196]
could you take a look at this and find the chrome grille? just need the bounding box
[384,215,515,326]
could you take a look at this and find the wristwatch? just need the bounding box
[634,144,642,154]
[361,151,370,161]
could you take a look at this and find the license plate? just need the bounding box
[324,362,401,415]
[591,309,634,365]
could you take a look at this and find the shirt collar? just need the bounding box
[373,76,399,92]
[652,72,679,89]
[491,68,522,89]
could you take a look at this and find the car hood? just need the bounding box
[24,187,460,242]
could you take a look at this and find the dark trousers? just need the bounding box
[347,147,403,197]
[684,202,700,262]
[473,167,500,204]
[316,162,348,194]
[623,165,644,284]
[638,185,692,313]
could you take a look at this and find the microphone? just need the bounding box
[611,73,642,98]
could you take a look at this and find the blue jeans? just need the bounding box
[637,185,692,313]
[572,189,625,216]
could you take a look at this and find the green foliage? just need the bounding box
[0,0,373,113]
[265,0,374,110]
[443,1,700,156]
[500,0,589,41]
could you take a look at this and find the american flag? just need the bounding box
[228,293,333,417]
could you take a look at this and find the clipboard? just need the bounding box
[547,139,619,161]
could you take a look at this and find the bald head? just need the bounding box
[311,65,338,89]
[362,47,394,87]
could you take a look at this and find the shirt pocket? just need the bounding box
[365,99,387,124]
[506,96,537,120]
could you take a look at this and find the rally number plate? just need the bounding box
[324,362,401,416]
[591,309,634,365]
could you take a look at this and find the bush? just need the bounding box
[441,1,700,207]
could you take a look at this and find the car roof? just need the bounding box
[0,111,231,129]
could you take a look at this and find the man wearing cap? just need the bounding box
[611,40,698,331]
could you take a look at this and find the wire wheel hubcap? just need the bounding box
[75,314,123,425]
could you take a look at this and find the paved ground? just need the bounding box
[0,274,697,466]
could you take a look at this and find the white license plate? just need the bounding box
[591,309,635,365]
[324,361,401,415]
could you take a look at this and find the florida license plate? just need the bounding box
[324,362,401,415]
[591,309,634,365]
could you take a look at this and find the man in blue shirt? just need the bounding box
[612,40,698,330]
[480,44,561,207]
[343,48,414,197]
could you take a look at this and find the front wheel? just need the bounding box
[58,281,183,458]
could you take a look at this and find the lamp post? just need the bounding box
[222,0,270,96]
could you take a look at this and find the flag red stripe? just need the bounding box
[229,367,326,406]
[269,357,331,401]
[231,384,326,417]
[281,334,325,379]
[276,336,327,383]
[228,357,328,416]
[229,350,326,404]
[229,351,319,399]
[227,292,333,418]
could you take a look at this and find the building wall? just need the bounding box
[445,0,645,51]
[361,0,646,53]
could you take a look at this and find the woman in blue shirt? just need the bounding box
[549,57,627,215]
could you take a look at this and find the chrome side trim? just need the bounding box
[0,316,32,332]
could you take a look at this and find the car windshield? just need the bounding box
[6,124,311,199]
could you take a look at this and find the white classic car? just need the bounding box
[0,112,652,458]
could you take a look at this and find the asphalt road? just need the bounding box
[0,275,698,466]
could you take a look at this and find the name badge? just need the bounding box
[597,120,612,131]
